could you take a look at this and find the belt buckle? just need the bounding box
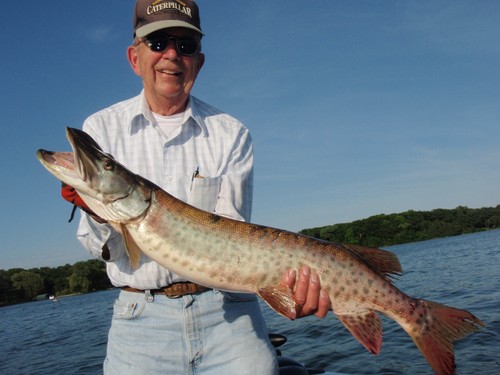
[164,282,191,298]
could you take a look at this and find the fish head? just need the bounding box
[37,127,151,223]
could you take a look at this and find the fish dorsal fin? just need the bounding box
[257,284,297,320]
[343,244,402,281]
[337,311,383,355]
[120,224,142,269]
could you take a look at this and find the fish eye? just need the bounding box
[103,159,114,171]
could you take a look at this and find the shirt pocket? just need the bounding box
[187,175,222,212]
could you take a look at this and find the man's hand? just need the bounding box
[281,266,331,318]
[61,183,106,223]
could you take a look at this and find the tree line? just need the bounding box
[0,259,112,306]
[300,205,500,247]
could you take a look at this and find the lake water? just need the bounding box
[1,230,499,374]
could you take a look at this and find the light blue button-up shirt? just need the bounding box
[76,92,254,289]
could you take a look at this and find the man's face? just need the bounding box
[128,27,205,114]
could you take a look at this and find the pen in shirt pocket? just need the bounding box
[190,166,201,191]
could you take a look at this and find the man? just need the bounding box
[63,1,330,373]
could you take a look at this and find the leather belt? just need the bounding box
[121,282,210,299]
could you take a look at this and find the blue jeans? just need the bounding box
[104,289,278,374]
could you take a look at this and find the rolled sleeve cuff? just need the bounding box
[76,213,126,262]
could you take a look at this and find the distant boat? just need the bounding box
[49,295,58,302]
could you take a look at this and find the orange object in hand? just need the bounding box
[61,183,97,221]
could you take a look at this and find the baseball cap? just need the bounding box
[133,0,203,38]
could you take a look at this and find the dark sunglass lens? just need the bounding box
[177,38,198,55]
[145,35,198,55]
[148,38,168,52]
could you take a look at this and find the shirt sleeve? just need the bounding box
[76,213,127,262]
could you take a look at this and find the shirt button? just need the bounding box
[166,176,174,183]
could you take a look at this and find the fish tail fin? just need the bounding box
[403,299,484,375]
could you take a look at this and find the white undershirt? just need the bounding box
[152,112,184,139]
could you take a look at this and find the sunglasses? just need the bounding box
[141,34,200,56]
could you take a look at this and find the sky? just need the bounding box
[1,1,499,269]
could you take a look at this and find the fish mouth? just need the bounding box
[36,149,80,184]
[37,127,146,218]
[64,127,141,204]
[37,150,75,170]
[65,127,104,184]
[36,127,106,189]
[66,127,103,154]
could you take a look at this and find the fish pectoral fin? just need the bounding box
[337,311,383,355]
[258,284,297,320]
[120,224,142,269]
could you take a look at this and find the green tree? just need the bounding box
[300,205,500,247]
[54,264,73,295]
[0,270,14,303]
[68,261,92,293]
[68,260,111,293]
[486,216,500,228]
[11,271,45,299]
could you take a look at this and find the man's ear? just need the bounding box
[127,45,141,76]
[195,52,205,76]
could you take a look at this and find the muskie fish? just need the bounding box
[37,128,483,375]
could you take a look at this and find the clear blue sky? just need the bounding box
[1,1,499,269]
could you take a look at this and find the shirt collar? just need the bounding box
[129,91,208,137]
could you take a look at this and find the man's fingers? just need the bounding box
[293,266,311,306]
[314,289,331,318]
[300,272,320,313]
[281,269,296,289]
[280,266,331,319]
